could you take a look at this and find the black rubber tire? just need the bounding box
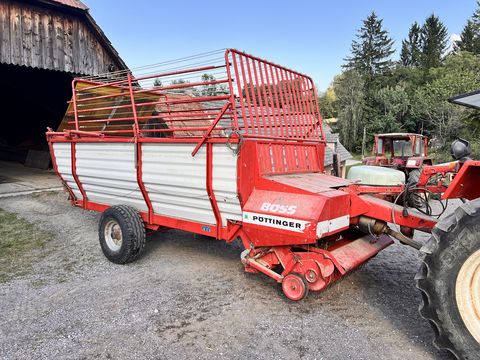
[415,199,480,359]
[99,205,146,264]
[407,169,426,209]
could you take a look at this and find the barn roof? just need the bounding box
[0,0,127,75]
[323,124,353,165]
[47,0,89,10]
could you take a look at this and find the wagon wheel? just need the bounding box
[282,273,308,301]
[416,198,480,359]
[99,205,146,264]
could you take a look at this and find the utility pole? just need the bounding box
[361,127,366,160]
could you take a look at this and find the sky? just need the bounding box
[87,0,477,92]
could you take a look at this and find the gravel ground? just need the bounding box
[0,191,455,360]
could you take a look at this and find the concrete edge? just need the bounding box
[0,187,64,199]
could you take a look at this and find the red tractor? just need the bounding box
[360,133,434,208]
[47,50,480,359]
[363,133,432,182]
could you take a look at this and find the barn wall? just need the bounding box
[0,0,122,75]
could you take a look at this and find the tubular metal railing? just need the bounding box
[57,49,325,148]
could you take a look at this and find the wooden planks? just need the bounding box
[0,2,11,65]
[0,0,125,75]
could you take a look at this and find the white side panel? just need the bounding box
[52,142,82,199]
[75,143,147,211]
[142,143,242,225]
[54,142,242,227]
[142,143,215,224]
[212,145,242,225]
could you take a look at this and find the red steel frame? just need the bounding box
[48,48,326,229]
[46,47,467,245]
[61,49,325,143]
[48,49,325,242]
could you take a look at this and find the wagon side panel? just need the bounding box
[52,142,83,199]
[142,143,215,224]
[75,143,147,211]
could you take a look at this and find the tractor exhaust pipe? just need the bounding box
[357,216,422,250]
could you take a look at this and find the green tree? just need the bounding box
[471,0,480,37]
[334,71,365,151]
[153,78,163,87]
[400,22,422,66]
[419,14,448,69]
[200,73,218,96]
[413,52,480,148]
[456,20,477,53]
[198,74,228,96]
[344,12,395,79]
[318,85,337,119]
[455,2,480,54]
[334,9,480,160]
[371,85,409,132]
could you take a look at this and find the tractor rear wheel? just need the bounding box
[99,205,146,264]
[415,199,480,359]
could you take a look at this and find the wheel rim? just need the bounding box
[282,274,306,301]
[104,219,123,252]
[456,248,480,344]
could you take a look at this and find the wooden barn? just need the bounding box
[0,0,127,164]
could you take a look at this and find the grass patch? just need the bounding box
[0,209,52,283]
[351,153,363,161]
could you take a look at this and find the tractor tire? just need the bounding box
[407,169,425,209]
[415,199,480,359]
[99,205,146,264]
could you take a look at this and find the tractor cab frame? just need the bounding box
[364,133,431,173]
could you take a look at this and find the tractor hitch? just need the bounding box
[357,216,423,250]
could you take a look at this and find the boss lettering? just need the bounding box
[260,202,297,215]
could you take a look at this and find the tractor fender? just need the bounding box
[442,160,480,200]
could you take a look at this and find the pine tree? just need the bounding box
[456,20,477,52]
[344,12,395,78]
[400,22,422,66]
[455,1,480,54]
[472,0,480,31]
[419,14,448,69]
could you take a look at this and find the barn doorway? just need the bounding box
[0,63,73,164]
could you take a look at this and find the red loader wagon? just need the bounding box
[47,49,480,359]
